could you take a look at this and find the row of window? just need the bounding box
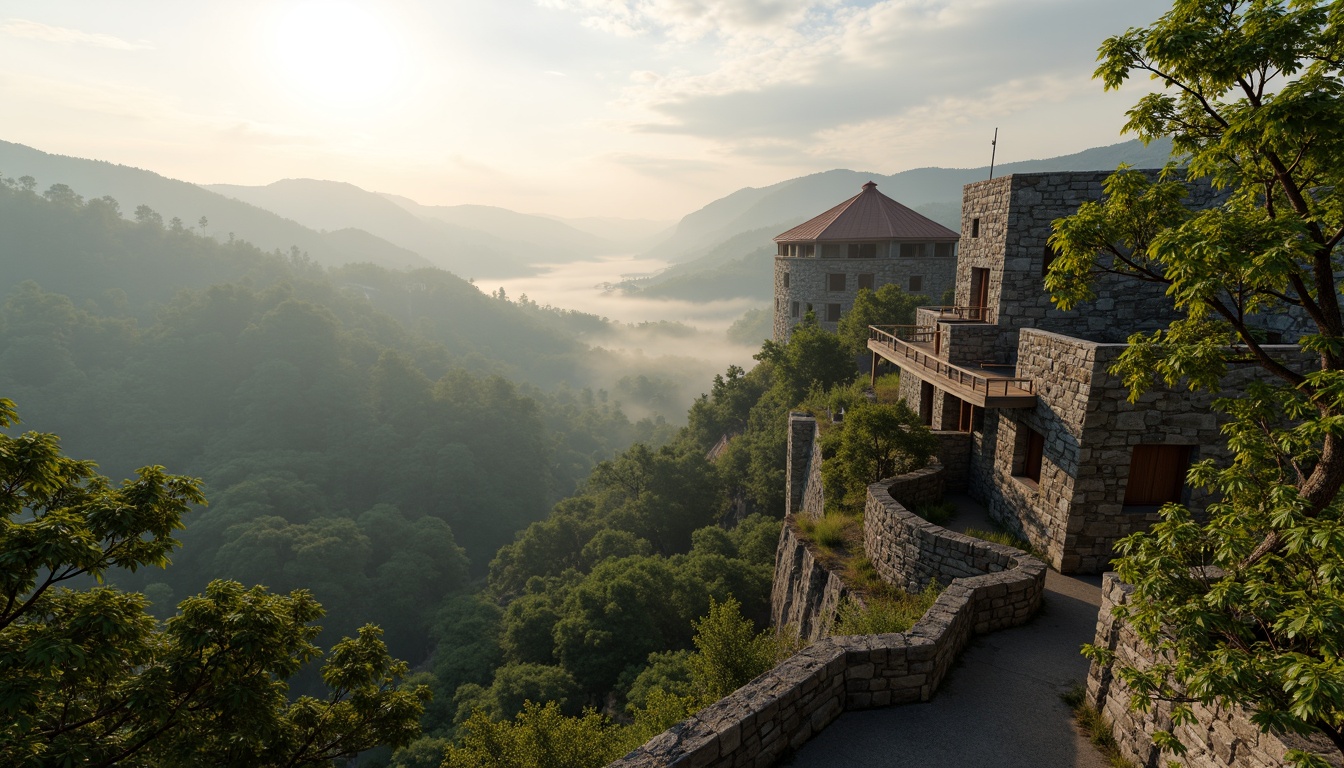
[782,273,923,292]
[776,242,956,259]
[777,301,843,322]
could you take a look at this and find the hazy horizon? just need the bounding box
[1,0,1173,221]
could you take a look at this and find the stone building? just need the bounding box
[870,171,1307,573]
[772,181,959,342]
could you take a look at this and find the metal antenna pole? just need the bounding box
[989,127,998,179]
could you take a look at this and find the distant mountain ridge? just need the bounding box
[0,140,429,272]
[644,137,1176,266]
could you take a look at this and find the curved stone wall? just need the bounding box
[609,479,1047,768]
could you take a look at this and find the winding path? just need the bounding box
[783,495,1110,768]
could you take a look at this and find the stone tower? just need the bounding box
[772,181,959,341]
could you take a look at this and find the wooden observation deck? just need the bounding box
[868,325,1037,409]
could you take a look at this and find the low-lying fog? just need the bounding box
[490,256,769,424]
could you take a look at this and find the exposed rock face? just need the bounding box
[769,522,847,644]
[1088,574,1344,768]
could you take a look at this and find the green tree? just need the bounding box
[822,401,938,508]
[836,284,924,355]
[0,399,427,766]
[442,701,633,768]
[685,596,777,703]
[1051,1,1344,761]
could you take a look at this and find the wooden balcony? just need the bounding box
[868,325,1036,409]
[919,305,990,322]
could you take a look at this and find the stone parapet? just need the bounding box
[612,479,1046,768]
[1088,573,1343,768]
[939,321,1005,366]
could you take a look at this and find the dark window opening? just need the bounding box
[790,301,799,318]
[1015,426,1045,484]
[847,243,878,259]
[971,218,980,238]
[778,243,787,256]
[935,242,955,258]
[899,243,927,258]
[802,244,814,258]
[909,275,923,292]
[972,406,985,432]
[1042,245,1056,279]
[783,271,790,288]
[1123,445,1193,507]
[828,273,846,291]
[919,381,934,426]
[858,273,875,291]
[826,303,841,322]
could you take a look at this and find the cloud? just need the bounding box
[561,0,1170,169]
[0,19,152,51]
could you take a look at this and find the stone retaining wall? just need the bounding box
[610,480,1046,768]
[786,413,825,520]
[931,430,972,486]
[1088,573,1343,768]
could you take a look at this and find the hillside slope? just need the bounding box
[0,140,429,271]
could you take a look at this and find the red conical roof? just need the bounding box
[774,181,958,242]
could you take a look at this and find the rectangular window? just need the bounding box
[909,275,923,292]
[935,242,955,258]
[783,271,790,288]
[899,243,927,258]
[803,244,815,258]
[1015,426,1045,484]
[821,244,844,259]
[1123,445,1193,507]
[826,303,841,322]
[846,243,877,259]
[971,218,980,238]
[790,301,799,318]
[1042,245,1056,278]
[857,273,875,291]
[828,273,845,291]
[778,243,787,256]
[919,381,934,426]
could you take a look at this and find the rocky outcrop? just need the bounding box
[770,521,848,644]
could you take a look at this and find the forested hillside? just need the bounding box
[0,176,675,668]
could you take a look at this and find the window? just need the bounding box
[919,382,934,426]
[935,242,955,258]
[790,301,799,318]
[821,244,844,259]
[828,273,845,291]
[1014,426,1045,484]
[858,273,875,291]
[783,271,790,288]
[909,275,923,292]
[826,303,841,322]
[1042,245,1056,278]
[775,298,780,312]
[971,218,980,238]
[847,243,878,259]
[1123,445,1193,507]
[899,243,927,258]
[778,244,787,256]
[954,398,975,433]
[803,244,814,258]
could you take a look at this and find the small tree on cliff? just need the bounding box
[1049,1,1344,762]
[0,398,427,766]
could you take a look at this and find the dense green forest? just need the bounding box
[0,174,924,766]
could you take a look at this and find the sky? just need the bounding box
[0,0,1173,220]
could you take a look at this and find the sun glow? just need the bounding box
[268,1,412,109]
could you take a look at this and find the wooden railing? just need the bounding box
[920,305,990,322]
[869,326,1034,398]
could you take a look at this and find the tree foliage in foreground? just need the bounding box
[0,399,426,766]
[1051,1,1344,761]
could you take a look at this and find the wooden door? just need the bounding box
[1123,445,1192,506]
[970,268,990,319]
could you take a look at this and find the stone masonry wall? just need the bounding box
[931,430,972,487]
[786,413,822,520]
[938,321,1006,366]
[1088,574,1343,768]
[611,480,1046,768]
[985,328,1312,574]
[773,253,955,341]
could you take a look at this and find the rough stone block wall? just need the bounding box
[939,321,1006,366]
[771,522,849,643]
[883,463,944,514]
[1088,574,1343,768]
[773,254,955,341]
[612,481,1046,768]
[786,413,822,520]
[932,431,972,486]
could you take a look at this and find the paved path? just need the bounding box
[783,495,1109,768]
